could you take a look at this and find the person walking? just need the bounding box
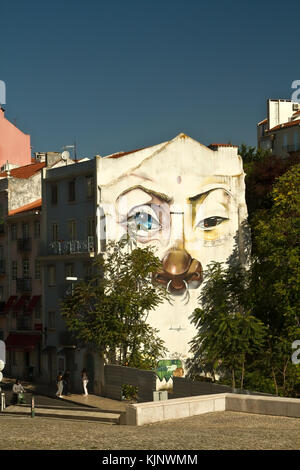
[55,372,64,398]
[81,368,89,396]
[62,369,71,395]
[12,379,26,404]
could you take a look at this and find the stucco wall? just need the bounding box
[0,109,31,169]
[97,134,248,369]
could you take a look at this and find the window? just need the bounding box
[57,356,65,373]
[65,263,74,278]
[12,350,17,366]
[48,311,56,330]
[11,224,17,241]
[294,131,299,151]
[22,258,30,279]
[86,175,94,199]
[12,261,17,280]
[35,303,41,319]
[34,221,40,238]
[35,259,41,279]
[22,223,29,240]
[51,223,59,242]
[68,219,77,240]
[0,204,4,233]
[68,179,76,202]
[87,217,95,238]
[51,184,58,205]
[48,265,56,286]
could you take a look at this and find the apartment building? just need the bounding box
[257,99,300,156]
[2,200,42,379]
[0,153,75,380]
[39,157,101,392]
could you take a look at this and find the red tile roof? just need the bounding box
[8,199,42,216]
[209,143,238,148]
[106,147,149,159]
[267,119,300,132]
[258,118,268,126]
[293,110,300,116]
[0,162,45,179]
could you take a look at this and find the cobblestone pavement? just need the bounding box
[0,411,299,450]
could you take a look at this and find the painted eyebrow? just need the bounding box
[189,187,233,202]
[117,185,173,203]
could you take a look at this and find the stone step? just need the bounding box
[2,405,121,424]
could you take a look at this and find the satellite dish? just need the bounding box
[61,151,70,161]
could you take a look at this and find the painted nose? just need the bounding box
[154,248,203,295]
[162,249,192,276]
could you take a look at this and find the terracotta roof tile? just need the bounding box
[105,147,149,159]
[258,118,268,126]
[0,162,45,179]
[209,143,238,148]
[8,199,42,216]
[267,119,300,132]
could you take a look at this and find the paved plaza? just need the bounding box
[1,378,299,450]
[0,411,299,450]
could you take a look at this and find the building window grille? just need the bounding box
[51,184,58,205]
[68,179,76,202]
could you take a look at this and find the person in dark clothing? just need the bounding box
[62,370,71,395]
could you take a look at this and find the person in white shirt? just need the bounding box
[55,372,64,398]
[12,379,26,404]
[81,368,89,396]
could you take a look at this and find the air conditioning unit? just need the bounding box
[293,103,300,111]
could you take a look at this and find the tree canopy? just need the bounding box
[60,238,169,369]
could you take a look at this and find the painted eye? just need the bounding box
[197,216,228,230]
[127,206,161,235]
[134,212,158,231]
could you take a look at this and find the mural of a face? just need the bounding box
[99,134,248,360]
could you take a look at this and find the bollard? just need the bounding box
[31,393,35,418]
[1,392,5,412]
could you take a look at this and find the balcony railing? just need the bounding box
[282,144,300,153]
[0,301,6,314]
[17,238,32,252]
[0,259,5,275]
[16,318,32,331]
[48,237,95,255]
[16,278,32,292]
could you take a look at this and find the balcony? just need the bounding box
[283,144,300,154]
[16,278,32,293]
[17,238,32,252]
[0,259,5,275]
[0,301,6,315]
[48,237,95,255]
[16,317,32,331]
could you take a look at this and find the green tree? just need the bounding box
[60,238,169,369]
[250,164,300,395]
[187,262,266,389]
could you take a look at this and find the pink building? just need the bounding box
[0,199,42,379]
[0,107,31,170]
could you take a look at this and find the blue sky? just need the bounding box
[1,0,300,158]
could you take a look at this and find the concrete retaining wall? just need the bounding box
[226,394,300,418]
[126,393,300,426]
[126,394,226,426]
